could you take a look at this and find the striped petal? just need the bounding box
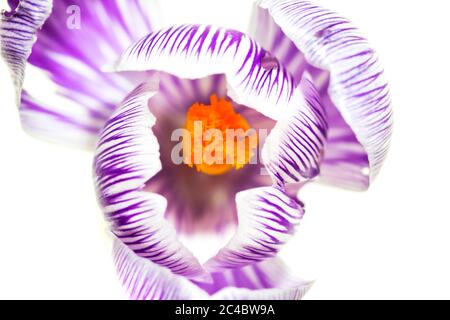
[114,24,305,122]
[204,186,304,272]
[114,238,207,300]
[262,75,327,185]
[94,82,209,282]
[0,0,51,100]
[114,238,311,300]
[250,0,393,190]
[8,0,160,148]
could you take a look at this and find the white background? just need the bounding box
[1,0,450,299]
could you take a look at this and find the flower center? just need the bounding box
[184,95,258,175]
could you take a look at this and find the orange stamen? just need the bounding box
[184,95,258,175]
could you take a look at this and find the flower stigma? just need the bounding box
[183,95,258,175]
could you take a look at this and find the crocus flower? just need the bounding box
[1,0,392,300]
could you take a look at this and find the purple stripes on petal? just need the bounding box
[202,258,312,300]
[318,92,371,190]
[115,238,311,300]
[204,186,304,272]
[94,82,210,282]
[249,3,307,85]
[262,76,327,185]
[14,0,160,148]
[115,24,297,121]
[1,0,51,99]
[252,0,393,189]
[114,238,206,300]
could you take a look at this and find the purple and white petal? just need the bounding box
[262,75,327,185]
[94,82,209,282]
[204,186,304,272]
[114,238,207,300]
[0,0,51,99]
[250,0,393,190]
[114,24,307,122]
[115,238,311,300]
[206,257,312,300]
[17,0,160,148]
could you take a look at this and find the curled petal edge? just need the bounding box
[94,81,211,283]
[205,186,304,273]
[1,0,52,102]
[114,238,313,300]
[252,0,393,189]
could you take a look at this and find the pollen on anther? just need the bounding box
[183,95,258,175]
